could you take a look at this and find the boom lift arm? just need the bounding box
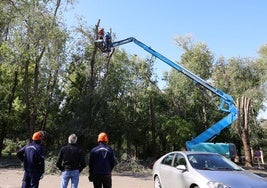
[96,37,238,150]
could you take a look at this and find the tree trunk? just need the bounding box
[237,96,252,167]
[31,60,40,132]
[149,96,156,157]
[87,20,101,96]
[24,54,32,138]
[41,70,58,130]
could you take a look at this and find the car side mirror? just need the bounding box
[176,165,187,171]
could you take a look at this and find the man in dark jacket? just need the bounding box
[89,132,117,188]
[56,134,86,188]
[17,131,45,188]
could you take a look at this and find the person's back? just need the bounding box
[18,141,45,172]
[90,143,115,175]
[57,143,85,171]
[104,32,112,52]
[56,134,86,188]
[89,132,117,188]
[17,131,45,188]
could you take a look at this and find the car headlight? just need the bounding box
[207,181,230,188]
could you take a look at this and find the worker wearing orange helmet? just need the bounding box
[88,132,117,188]
[17,131,45,188]
[98,28,105,40]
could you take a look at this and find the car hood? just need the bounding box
[198,170,267,188]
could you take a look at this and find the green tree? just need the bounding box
[59,20,166,160]
[0,0,70,155]
[164,36,216,148]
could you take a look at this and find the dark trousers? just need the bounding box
[21,172,40,188]
[93,174,112,188]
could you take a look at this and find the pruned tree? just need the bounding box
[236,96,252,166]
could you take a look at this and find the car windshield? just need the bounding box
[187,153,243,171]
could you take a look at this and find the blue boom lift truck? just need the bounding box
[95,35,238,159]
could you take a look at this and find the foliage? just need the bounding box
[0,1,266,163]
[2,139,26,153]
[164,37,218,145]
[162,116,194,150]
[114,158,152,175]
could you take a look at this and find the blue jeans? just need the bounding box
[61,170,79,188]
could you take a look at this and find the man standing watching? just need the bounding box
[56,134,86,188]
[17,131,45,188]
[89,132,117,188]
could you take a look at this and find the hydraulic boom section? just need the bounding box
[112,38,234,108]
[97,37,238,151]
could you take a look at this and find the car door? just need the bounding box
[158,153,175,188]
[167,153,188,188]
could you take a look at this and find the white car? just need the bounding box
[152,151,267,188]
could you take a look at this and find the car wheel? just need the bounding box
[154,176,162,188]
[193,186,199,188]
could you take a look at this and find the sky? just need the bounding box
[64,0,267,117]
[64,1,267,57]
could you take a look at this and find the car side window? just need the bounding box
[173,154,186,167]
[161,153,175,166]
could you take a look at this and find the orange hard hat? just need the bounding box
[97,132,108,143]
[32,131,44,141]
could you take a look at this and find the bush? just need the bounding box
[3,139,26,154]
